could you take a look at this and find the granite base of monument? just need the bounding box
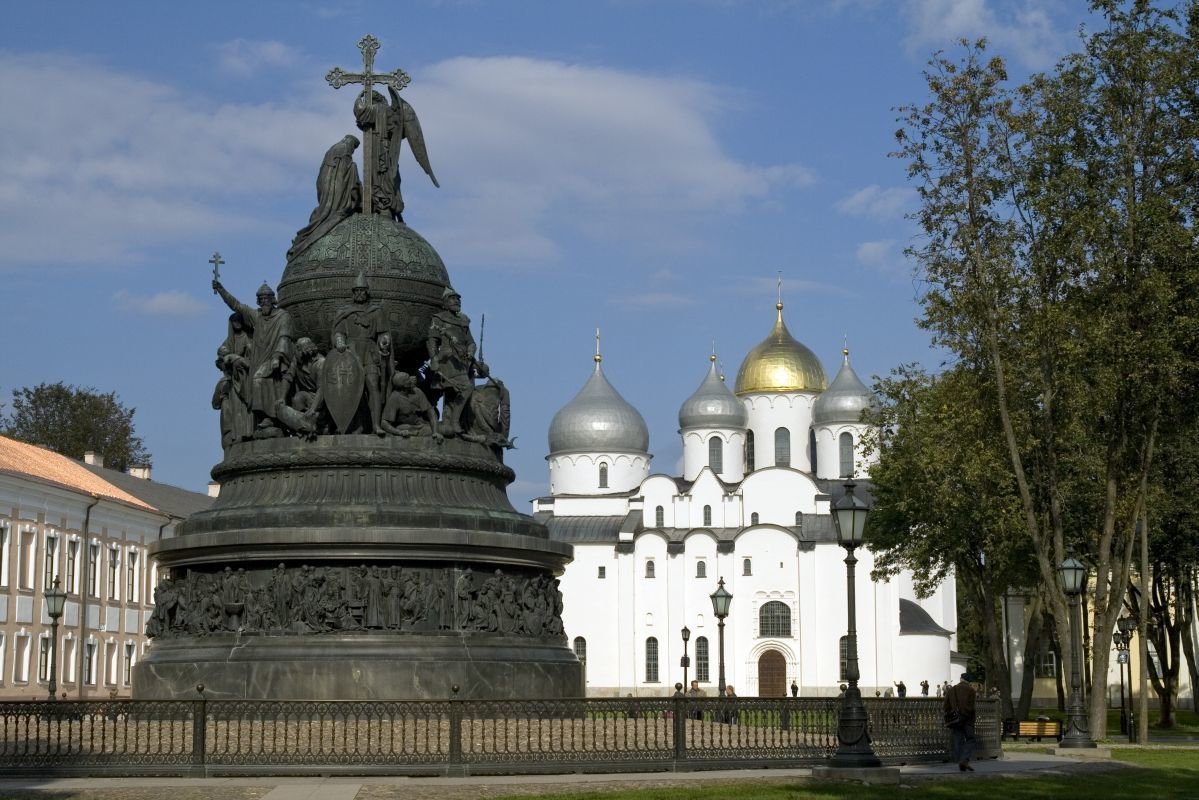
[134,635,582,700]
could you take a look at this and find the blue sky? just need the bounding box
[1,0,1096,501]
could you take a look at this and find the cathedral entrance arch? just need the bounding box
[757,649,787,697]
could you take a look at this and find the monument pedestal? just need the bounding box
[134,436,582,700]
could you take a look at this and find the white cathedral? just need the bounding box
[533,300,962,697]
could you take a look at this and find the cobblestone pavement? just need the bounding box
[0,755,1131,800]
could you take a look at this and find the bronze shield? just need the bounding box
[321,349,365,433]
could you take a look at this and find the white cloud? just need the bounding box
[902,0,1068,69]
[216,39,302,76]
[613,291,698,310]
[0,52,812,273]
[113,289,207,316]
[856,239,899,267]
[835,185,916,219]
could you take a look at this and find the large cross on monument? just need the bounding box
[326,34,411,216]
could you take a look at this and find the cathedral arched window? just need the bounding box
[745,430,755,472]
[645,637,659,682]
[839,432,854,478]
[573,636,587,663]
[695,636,710,682]
[750,512,759,525]
[655,506,664,527]
[708,437,723,474]
[795,511,803,526]
[703,505,712,526]
[759,601,791,637]
[742,557,752,576]
[774,427,791,467]
[599,463,609,488]
[696,560,707,579]
[809,429,818,474]
[645,560,655,579]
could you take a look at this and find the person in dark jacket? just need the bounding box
[944,674,977,771]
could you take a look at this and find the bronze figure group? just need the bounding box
[212,274,511,456]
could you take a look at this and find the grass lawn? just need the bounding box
[516,747,1198,800]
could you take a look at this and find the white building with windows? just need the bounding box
[534,302,961,697]
[0,435,211,699]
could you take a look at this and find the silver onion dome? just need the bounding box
[679,356,748,430]
[549,356,649,454]
[812,349,879,425]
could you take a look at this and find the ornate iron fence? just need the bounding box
[0,694,999,777]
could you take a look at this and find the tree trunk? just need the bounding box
[1016,597,1045,719]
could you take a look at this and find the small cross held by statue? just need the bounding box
[209,251,225,283]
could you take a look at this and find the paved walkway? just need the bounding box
[0,751,1129,799]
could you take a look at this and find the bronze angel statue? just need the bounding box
[355,85,438,222]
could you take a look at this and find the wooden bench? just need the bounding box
[1005,719,1062,741]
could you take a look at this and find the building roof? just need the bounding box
[0,435,211,517]
[548,358,649,455]
[812,349,879,426]
[0,436,156,511]
[899,599,953,636]
[78,463,213,518]
[734,302,827,395]
[679,356,747,430]
[544,515,627,543]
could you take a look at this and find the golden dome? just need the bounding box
[734,302,828,395]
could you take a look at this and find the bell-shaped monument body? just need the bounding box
[134,36,582,700]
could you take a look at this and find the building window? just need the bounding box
[19,530,36,589]
[126,549,139,603]
[759,601,791,637]
[696,560,707,579]
[124,643,136,685]
[0,524,9,588]
[795,511,803,527]
[645,637,659,683]
[63,639,76,683]
[14,635,29,683]
[809,428,818,474]
[43,536,58,590]
[38,637,51,682]
[708,437,723,474]
[655,506,664,527]
[840,635,849,682]
[108,546,119,600]
[106,642,118,686]
[696,636,710,682]
[88,543,99,597]
[1033,648,1057,679]
[839,432,854,478]
[573,636,587,663]
[774,427,791,467]
[745,430,755,472]
[645,560,655,579]
[599,463,609,489]
[66,540,78,593]
[597,566,606,579]
[750,512,759,525]
[743,558,752,576]
[0,633,6,682]
[703,505,712,526]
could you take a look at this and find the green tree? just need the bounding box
[864,363,1038,720]
[894,1,1198,738]
[2,382,150,472]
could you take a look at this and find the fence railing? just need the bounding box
[0,694,999,777]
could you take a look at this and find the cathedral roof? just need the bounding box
[678,356,748,430]
[734,302,827,395]
[812,349,879,425]
[548,357,649,454]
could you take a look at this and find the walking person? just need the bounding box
[920,679,930,697]
[894,680,907,698]
[944,673,977,771]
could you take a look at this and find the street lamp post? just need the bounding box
[709,579,732,693]
[830,481,881,769]
[1057,557,1096,749]
[1116,615,1136,740]
[681,626,691,690]
[43,577,67,701]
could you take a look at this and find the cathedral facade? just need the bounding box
[534,301,961,697]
